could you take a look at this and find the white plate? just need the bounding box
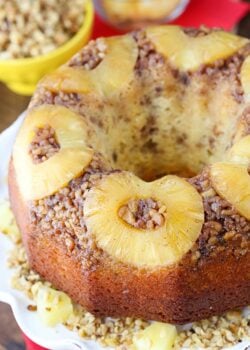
[0,115,249,350]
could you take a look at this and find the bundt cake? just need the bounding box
[9,26,250,324]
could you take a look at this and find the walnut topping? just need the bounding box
[30,154,111,267]
[29,125,60,164]
[199,44,250,103]
[69,38,107,70]
[183,26,217,37]
[189,169,250,262]
[133,30,164,74]
[118,198,167,230]
[30,154,108,229]
[65,237,75,252]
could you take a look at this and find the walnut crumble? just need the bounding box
[189,169,250,263]
[69,38,107,70]
[29,125,60,164]
[118,198,167,229]
[0,0,86,59]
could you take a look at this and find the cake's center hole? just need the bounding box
[118,198,167,229]
[29,125,60,164]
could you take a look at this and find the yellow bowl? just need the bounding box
[0,0,94,96]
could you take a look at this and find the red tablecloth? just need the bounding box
[22,334,47,350]
[22,0,249,349]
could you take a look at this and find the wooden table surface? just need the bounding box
[0,11,249,350]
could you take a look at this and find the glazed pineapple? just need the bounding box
[36,286,73,327]
[227,135,250,165]
[211,163,250,220]
[211,136,250,220]
[13,105,93,200]
[84,172,204,267]
[133,322,177,350]
[146,26,248,71]
[41,36,138,95]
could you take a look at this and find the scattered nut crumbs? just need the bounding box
[1,201,250,349]
[0,0,86,59]
[0,200,21,243]
[27,304,37,312]
[7,241,149,349]
[175,311,250,350]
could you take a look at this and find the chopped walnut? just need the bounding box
[118,198,167,229]
[183,26,217,37]
[69,38,107,70]
[133,30,165,74]
[0,0,86,59]
[29,125,60,164]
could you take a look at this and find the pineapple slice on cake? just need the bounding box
[211,136,250,220]
[41,35,138,96]
[146,26,248,71]
[210,163,250,220]
[84,172,204,268]
[227,135,250,165]
[13,105,93,200]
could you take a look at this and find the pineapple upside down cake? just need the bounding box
[9,26,250,324]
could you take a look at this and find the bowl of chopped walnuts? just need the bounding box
[0,0,94,96]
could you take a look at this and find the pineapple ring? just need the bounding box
[227,135,250,165]
[211,136,250,220]
[41,36,138,96]
[13,105,93,200]
[210,163,250,220]
[84,172,204,268]
[146,26,248,71]
[241,55,250,102]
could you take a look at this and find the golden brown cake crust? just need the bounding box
[8,161,250,323]
[9,26,250,324]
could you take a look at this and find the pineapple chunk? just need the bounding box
[212,136,250,220]
[13,105,93,200]
[84,172,204,268]
[146,26,248,71]
[210,162,250,220]
[0,200,15,234]
[36,286,73,327]
[41,36,138,96]
[0,200,20,242]
[240,55,250,101]
[228,135,250,165]
[133,322,177,350]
